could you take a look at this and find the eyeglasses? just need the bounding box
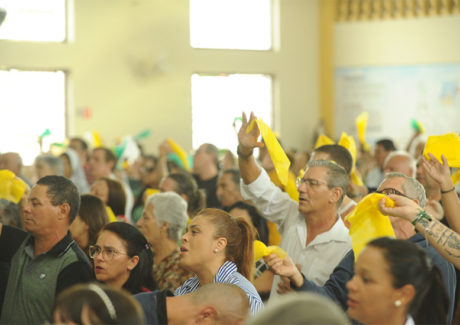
[88,245,129,260]
[375,188,411,199]
[296,177,328,188]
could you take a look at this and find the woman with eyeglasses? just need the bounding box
[89,222,157,294]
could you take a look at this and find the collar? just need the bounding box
[25,231,76,258]
[213,260,237,283]
[301,216,350,246]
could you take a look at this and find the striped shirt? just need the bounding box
[174,260,264,315]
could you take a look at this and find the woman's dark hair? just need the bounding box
[166,172,206,217]
[101,222,157,294]
[197,208,254,281]
[54,283,144,324]
[79,194,109,250]
[100,177,126,216]
[367,237,448,324]
[228,201,269,245]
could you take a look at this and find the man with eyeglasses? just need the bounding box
[265,172,456,323]
[237,112,352,300]
[0,175,93,324]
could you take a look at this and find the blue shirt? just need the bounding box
[175,261,264,315]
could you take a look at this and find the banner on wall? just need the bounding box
[335,64,460,149]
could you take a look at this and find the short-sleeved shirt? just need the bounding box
[0,226,94,324]
[153,249,193,292]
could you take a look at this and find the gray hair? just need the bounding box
[306,159,349,206]
[35,154,64,176]
[145,192,188,242]
[384,150,416,178]
[248,292,350,325]
[382,172,426,208]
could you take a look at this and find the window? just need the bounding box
[190,0,272,50]
[191,73,272,152]
[0,69,66,165]
[0,0,67,42]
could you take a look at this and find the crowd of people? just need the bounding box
[0,111,460,324]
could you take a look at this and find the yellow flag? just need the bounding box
[167,138,190,171]
[0,170,27,204]
[315,134,335,149]
[346,193,395,258]
[253,240,288,263]
[248,118,290,186]
[355,112,370,152]
[423,133,460,168]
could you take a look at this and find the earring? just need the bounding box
[394,300,402,307]
[213,248,218,253]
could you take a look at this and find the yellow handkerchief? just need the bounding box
[315,134,335,149]
[355,112,370,152]
[338,132,357,166]
[254,240,288,262]
[423,133,460,168]
[92,131,103,147]
[346,193,395,258]
[247,118,290,186]
[167,138,190,171]
[350,169,364,187]
[144,188,160,202]
[0,170,27,204]
[105,206,118,223]
[451,169,460,186]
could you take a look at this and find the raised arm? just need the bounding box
[157,139,172,180]
[422,153,460,232]
[237,112,264,185]
[379,194,460,270]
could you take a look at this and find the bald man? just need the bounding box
[135,283,250,325]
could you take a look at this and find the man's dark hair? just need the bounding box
[70,137,88,151]
[314,145,353,175]
[37,175,80,223]
[221,169,240,186]
[94,147,117,171]
[376,139,396,151]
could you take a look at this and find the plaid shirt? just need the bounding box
[153,249,193,292]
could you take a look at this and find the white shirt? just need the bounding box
[365,167,384,189]
[241,169,352,300]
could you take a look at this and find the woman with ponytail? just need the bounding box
[346,237,448,325]
[175,208,263,315]
[90,222,158,294]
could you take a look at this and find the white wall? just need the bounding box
[0,0,320,154]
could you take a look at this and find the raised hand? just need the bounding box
[237,112,264,155]
[378,194,421,223]
[421,153,453,190]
